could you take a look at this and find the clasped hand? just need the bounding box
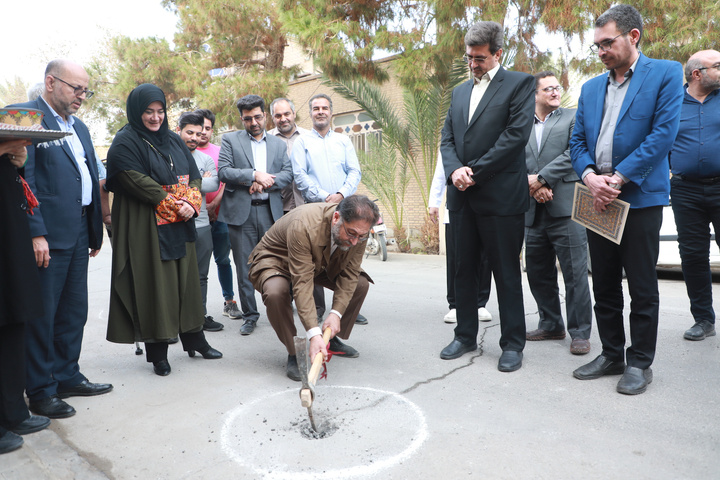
[451,166,475,191]
[585,172,623,212]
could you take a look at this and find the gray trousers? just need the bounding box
[195,225,213,315]
[228,204,274,322]
[525,206,592,340]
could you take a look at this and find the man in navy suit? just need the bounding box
[570,5,683,395]
[439,21,536,372]
[217,95,293,338]
[8,60,112,418]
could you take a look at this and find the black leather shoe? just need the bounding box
[616,366,653,395]
[355,314,368,325]
[203,315,224,332]
[240,319,257,335]
[573,354,626,380]
[153,359,171,376]
[684,321,716,341]
[440,339,477,360]
[0,431,23,454]
[286,355,301,381]
[498,351,523,372]
[328,337,359,358]
[58,379,113,398]
[29,396,76,419]
[188,345,223,359]
[11,415,50,435]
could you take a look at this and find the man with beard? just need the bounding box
[217,95,292,336]
[570,5,683,395]
[7,59,112,418]
[291,94,368,326]
[268,97,308,214]
[177,112,223,331]
[670,50,720,342]
[247,195,378,380]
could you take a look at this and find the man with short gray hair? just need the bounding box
[670,49,720,342]
[439,21,535,372]
[268,97,307,213]
[8,59,112,418]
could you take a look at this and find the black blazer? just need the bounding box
[9,98,103,250]
[441,67,536,217]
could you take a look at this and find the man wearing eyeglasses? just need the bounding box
[524,71,593,356]
[247,195,378,380]
[570,5,683,395]
[291,94,368,328]
[439,21,535,373]
[6,59,112,419]
[669,50,720,342]
[217,95,292,337]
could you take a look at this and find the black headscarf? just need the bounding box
[107,84,199,188]
[106,84,200,260]
[126,83,171,148]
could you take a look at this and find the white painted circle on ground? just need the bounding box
[221,385,428,479]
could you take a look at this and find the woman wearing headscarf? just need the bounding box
[106,84,222,376]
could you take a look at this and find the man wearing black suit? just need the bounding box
[440,21,535,372]
[8,60,112,419]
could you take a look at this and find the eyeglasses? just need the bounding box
[242,114,264,123]
[590,31,629,54]
[539,86,563,93]
[462,54,489,65]
[51,75,94,98]
[698,63,720,72]
[341,222,369,242]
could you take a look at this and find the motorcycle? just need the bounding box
[365,202,388,261]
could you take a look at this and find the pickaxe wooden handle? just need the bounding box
[300,328,332,408]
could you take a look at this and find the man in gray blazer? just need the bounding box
[524,71,592,355]
[218,95,293,335]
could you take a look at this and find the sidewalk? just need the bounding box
[2,248,719,479]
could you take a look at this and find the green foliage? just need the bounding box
[87,0,296,136]
[325,58,467,239]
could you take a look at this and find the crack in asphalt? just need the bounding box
[399,321,498,395]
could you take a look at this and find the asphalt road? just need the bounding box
[2,247,719,479]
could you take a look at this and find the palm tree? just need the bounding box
[325,58,468,251]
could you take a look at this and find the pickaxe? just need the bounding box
[293,328,332,432]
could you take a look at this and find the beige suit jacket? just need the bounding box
[248,202,370,331]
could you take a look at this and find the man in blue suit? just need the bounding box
[8,60,112,418]
[569,5,683,395]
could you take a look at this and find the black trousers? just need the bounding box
[445,223,491,309]
[145,330,208,363]
[670,177,720,324]
[587,206,662,369]
[0,323,30,434]
[451,206,526,351]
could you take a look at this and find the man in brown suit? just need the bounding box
[248,195,379,380]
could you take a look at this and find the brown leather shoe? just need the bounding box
[570,338,591,355]
[526,328,566,340]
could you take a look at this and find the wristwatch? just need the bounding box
[537,174,547,186]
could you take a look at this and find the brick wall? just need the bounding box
[287,59,435,239]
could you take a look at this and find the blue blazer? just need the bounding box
[8,98,103,250]
[570,54,684,208]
